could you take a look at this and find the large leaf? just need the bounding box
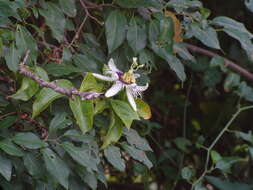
[41,148,70,189]
[13,132,47,149]
[73,54,99,73]
[101,112,123,149]
[0,140,24,157]
[105,10,127,53]
[43,62,80,77]
[32,79,73,118]
[123,128,152,151]
[39,2,66,42]
[23,153,45,178]
[127,18,147,54]
[206,176,253,190]
[104,145,125,171]
[5,42,21,72]
[212,16,253,59]
[110,99,139,129]
[191,24,220,49]
[0,154,12,181]
[0,1,19,17]
[80,73,102,92]
[115,0,158,8]
[0,116,17,129]
[122,144,153,168]
[62,142,97,171]
[69,97,94,134]
[59,0,76,17]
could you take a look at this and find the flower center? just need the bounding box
[122,70,136,84]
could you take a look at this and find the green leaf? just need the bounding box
[0,140,24,157]
[101,112,123,149]
[158,17,174,52]
[237,82,253,102]
[234,131,253,144]
[15,25,38,62]
[215,157,243,173]
[211,151,222,163]
[11,77,39,101]
[206,176,253,190]
[127,18,147,54]
[245,0,253,12]
[0,154,12,181]
[43,62,79,77]
[5,43,21,72]
[69,97,94,134]
[80,73,102,92]
[59,0,76,17]
[41,148,70,189]
[122,144,153,168]
[110,99,139,129]
[13,132,47,149]
[23,153,44,178]
[181,167,195,181]
[32,79,73,118]
[212,16,253,60]
[104,145,125,171]
[105,10,127,53]
[115,0,158,8]
[123,128,152,151]
[39,2,66,42]
[73,54,99,73]
[83,170,97,190]
[0,1,19,18]
[166,55,186,82]
[0,116,17,129]
[191,24,220,49]
[173,137,192,153]
[49,112,71,134]
[173,43,196,62]
[224,73,240,92]
[62,142,97,171]
[203,68,222,87]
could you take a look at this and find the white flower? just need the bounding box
[92,58,148,111]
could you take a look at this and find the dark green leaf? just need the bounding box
[181,167,195,181]
[0,140,24,157]
[62,142,97,171]
[0,154,12,181]
[83,170,97,190]
[73,54,99,73]
[127,18,147,54]
[23,153,44,178]
[122,144,153,168]
[0,116,17,129]
[49,112,71,134]
[110,99,139,129]
[32,79,73,118]
[5,43,21,72]
[59,0,76,17]
[13,132,47,149]
[245,0,253,12]
[224,73,240,92]
[104,145,125,171]
[42,148,70,189]
[44,62,79,77]
[105,10,127,53]
[216,157,243,172]
[123,128,152,151]
[116,0,158,8]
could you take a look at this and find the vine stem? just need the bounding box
[185,43,253,83]
[191,105,253,189]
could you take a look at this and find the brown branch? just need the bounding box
[185,43,253,82]
[19,51,103,100]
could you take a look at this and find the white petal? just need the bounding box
[92,73,116,81]
[108,58,120,72]
[105,82,123,97]
[134,73,140,78]
[136,83,149,92]
[126,87,137,111]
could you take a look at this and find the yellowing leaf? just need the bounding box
[136,99,151,120]
[165,11,183,43]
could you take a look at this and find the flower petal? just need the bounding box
[126,87,137,111]
[105,81,123,97]
[136,83,149,92]
[92,73,116,81]
[108,58,120,72]
[134,73,140,79]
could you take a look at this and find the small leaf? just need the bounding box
[173,43,196,62]
[173,137,192,153]
[136,99,152,120]
[211,151,222,163]
[110,99,139,129]
[181,167,195,181]
[49,112,71,134]
[59,0,76,17]
[62,142,97,171]
[216,157,243,173]
[13,132,47,149]
[0,154,12,181]
[127,18,147,54]
[42,148,70,189]
[69,97,94,134]
[224,73,240,92]
[122,144,153,168]
[5,43,21,72]
[80,73,102,92]
[123,128,152,151]
[32,79,73,118]
[105,10,127,53]
[104,145,125,171]
[0,140,24,157]
[101,112,123,149]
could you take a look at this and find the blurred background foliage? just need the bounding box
[0,0,253,190]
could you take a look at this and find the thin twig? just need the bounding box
[185,43,253,83]
[19,51,103,100]
[191,105,253,189]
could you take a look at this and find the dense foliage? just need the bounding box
[1,0,253,189]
